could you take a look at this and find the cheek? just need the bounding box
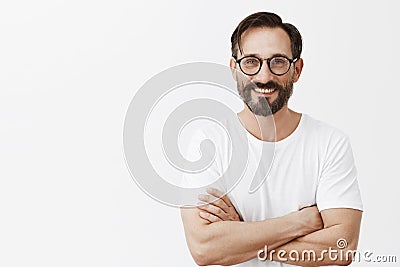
[280,72,295,84]
[236,73,252,87]
[290,69,297,82]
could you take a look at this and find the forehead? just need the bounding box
[239,27,292,58]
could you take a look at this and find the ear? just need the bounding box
[293,58,304,83]
[230,58,238,81]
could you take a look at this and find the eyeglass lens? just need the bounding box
[240,56,291,75]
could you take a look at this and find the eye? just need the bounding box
[271,57,287,65]
[270,57,290,70]
[242,57,259,66]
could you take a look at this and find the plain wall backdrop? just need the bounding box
[0,1,399,266]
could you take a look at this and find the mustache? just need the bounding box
[244,81,284,91]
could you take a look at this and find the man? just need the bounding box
[181,12,362,266]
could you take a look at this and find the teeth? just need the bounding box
[255,88,275,94]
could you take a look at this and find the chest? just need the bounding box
[228,143,322,221]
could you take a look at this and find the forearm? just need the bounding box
[181,208,315,266]
[266,221,361,266]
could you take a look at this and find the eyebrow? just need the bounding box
[241,53,291,58]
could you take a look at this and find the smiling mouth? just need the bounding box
[253,88,276,95]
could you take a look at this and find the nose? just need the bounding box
[253,60,274,83]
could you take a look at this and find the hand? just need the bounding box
[197,188,241,223]
[296,205,324,233]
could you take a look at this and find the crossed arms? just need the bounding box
[181,188,362,266]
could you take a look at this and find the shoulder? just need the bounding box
[302,114,349,144]
[182,117,240,157]
[187,115,244,143]
[302,115,354,166]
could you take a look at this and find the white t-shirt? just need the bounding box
[182,113,363,267]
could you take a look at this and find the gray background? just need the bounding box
[1,0,399,266]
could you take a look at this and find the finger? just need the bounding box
[197,203,227,220]
[199,211,222,223]
[206,187,234,208]
[198,193,220,204]
[203,190,241,222]
[198,193,230,213]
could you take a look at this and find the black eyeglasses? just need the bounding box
[233,55,298,76]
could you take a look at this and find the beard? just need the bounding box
[237,78,294,117]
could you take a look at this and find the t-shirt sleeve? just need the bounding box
[180,129,222,189]
[316,133,363,212]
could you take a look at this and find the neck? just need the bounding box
[237,104,301,142]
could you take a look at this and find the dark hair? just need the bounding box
[231,12,303,60]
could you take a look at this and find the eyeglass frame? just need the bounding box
[233,55,298,76]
